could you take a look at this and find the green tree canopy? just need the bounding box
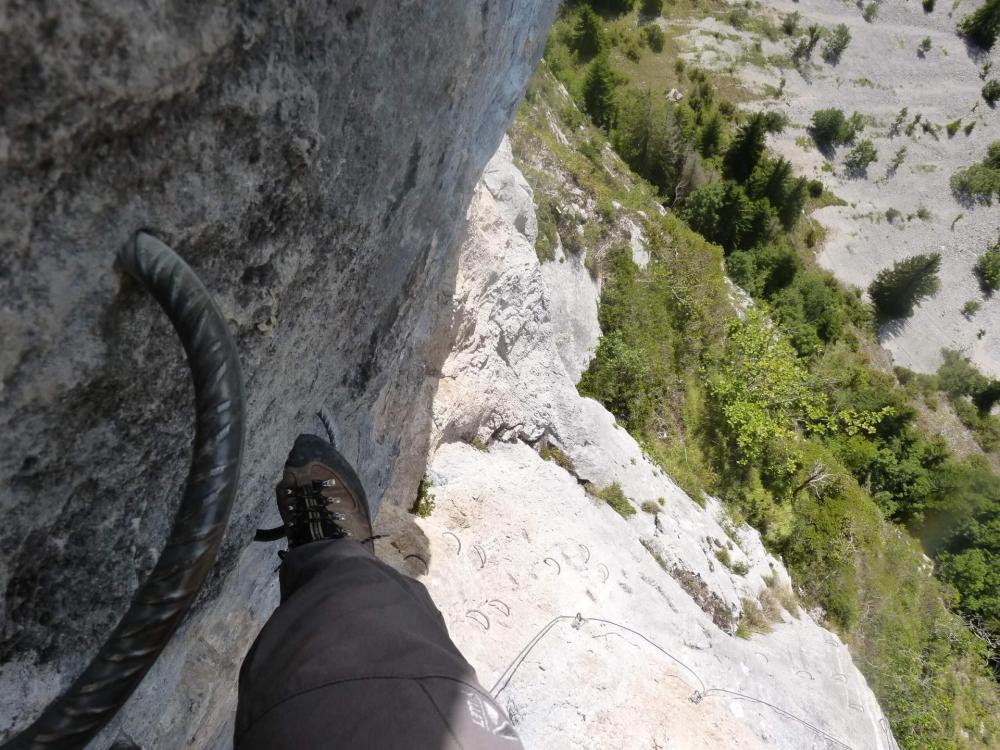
[571,6,608,58]
[868,253,941,319]
[582,53,619,129]
[959,0,1000,50]
[613,89,688,197]
[709,310,829,464]
[723,112,768,183]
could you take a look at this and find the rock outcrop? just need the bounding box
[0,2,557,745]
[375,139,897,749]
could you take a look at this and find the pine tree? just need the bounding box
[778,176,808,230]
[959,0,1000,50]
[682,180,753,252]
[972,379,1000,414]
[868,253,942,319]
[698,109,724,157]
[748,157,793,207]
[613,89,686,196]
[583,54,619,130]
[723,112,768,184]
[572,6,607,58]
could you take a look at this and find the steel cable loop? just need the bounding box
[4,232,246,750]
[490,613,858,750]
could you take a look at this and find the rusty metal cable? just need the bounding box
[4,232,246,750]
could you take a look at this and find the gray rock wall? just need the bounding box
[0,1,556,745]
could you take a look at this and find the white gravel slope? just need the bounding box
[682,0,1000,376]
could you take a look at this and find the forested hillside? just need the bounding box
[511,1,1000,746]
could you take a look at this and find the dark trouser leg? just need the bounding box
[234,540,523,750]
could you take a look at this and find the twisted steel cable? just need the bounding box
[4,232,246,750]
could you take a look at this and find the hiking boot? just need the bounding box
[273,433,376,553]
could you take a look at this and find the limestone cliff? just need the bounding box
[374,138,898,749]
[0,2,556,746]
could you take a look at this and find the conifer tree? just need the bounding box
[698,109,724,157]
[613,89,686,195]
[723,112,768,184]
[572,6,607,58]
[959,0,1000,50]
[868,253,942,319]
[583,53,619,130]
[748,157,792,208]
[778,176,808,230]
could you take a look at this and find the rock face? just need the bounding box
[373,141,898,749]
[0,2,556,745]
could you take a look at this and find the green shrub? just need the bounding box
[410,477,436,517]
[938,349,1000,417]
[807,179,824,198]
[763,572,801,617]
[715,546,732,568]
[988,140,1000,169]
[946,118,962,137]
[579,329,657,431]
[641,500,660,514]
[962,299,983,318]
[922,0,935,11]
[951,164,1000,204]
[863,2,879,23]
[822,24,852,64]
[919,36,932,54]
[621,34,643,62]
[843,139,878,176]
[868,253,941,319]
[589,481,637,518]
[782,11,800,35]
[959,0,1000,50]
[533,190,561,263]
[762,111,789,134]
[810,108,860,147]
[737,597,773,636]
[641,23,665,52]
[771,272,854,355]
[791,24,823,64]
[975,244,1000,291]
[888,107,908,137]
[709,309,830,463]
[727,6,750,30]
[984,79,1000,106]
[541,444,577,474]
[887,146,907,176]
